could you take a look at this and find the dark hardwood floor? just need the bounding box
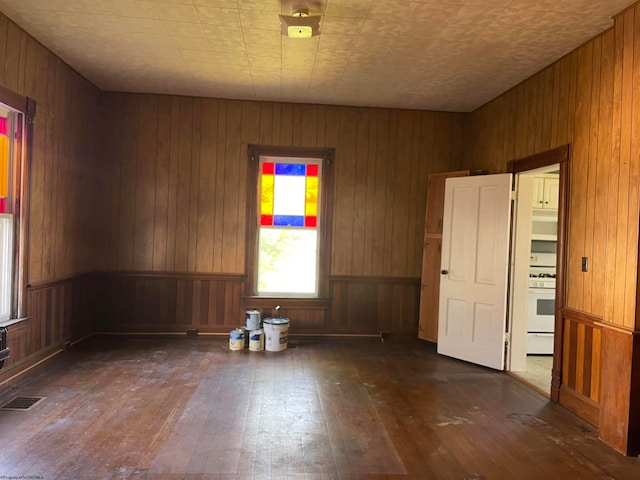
[0,335,639,479]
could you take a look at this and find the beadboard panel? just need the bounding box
[102,94,465,279]
[97,272,420,336]
[0,276,97,385]
[557,308,602,426]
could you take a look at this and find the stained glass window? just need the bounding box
[0,115,9,214]
[0,108,15,321]
[257,157,322,295]
[259,160,320,229]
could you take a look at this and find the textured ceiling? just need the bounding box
[0,0,636,112]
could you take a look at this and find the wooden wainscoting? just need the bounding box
[596,322,640,456]
[558,308,602,426]
[98,272,419,337]
[99,272,245,333]
[329,276,420,336]
[0,274,96,384]
[241,297,329,333]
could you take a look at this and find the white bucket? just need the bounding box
[229,328,245,351]
[246,310,261,331]
[249,329,265,351]
[263,318,289,352]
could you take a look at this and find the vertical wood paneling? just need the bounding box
[0,13,104,382]
[464,12,640,331]
[195,99,217,272]
[561,312,602,404]
[371,109,390,277]
[212,100,227,273]
[566,42,592,310]
[134,95,158,270]
[593,29,615,316]
[617,11,635,330]
[221,100,242,273]
[102,95,464,279]
[175,98,193,271]
[351,109,369,276]
[188,99,202,272]
[152,95,172,271]
[627,4,640,329]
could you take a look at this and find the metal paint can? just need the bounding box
[229,328,245,351]
[249,329,265,351]
[237,326,250,348]
[246,310,261,331]
[263,317,290,352]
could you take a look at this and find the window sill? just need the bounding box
[0,317,28,328]
[241,297,330,310]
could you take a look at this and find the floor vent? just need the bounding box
[1,396,45,411]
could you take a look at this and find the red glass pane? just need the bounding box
[305,216,317,228]
[0,198,5,214]
[262,162,274,174]
[306,164,319,176]
[261,214,273,226]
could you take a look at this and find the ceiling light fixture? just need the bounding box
[279,8,321,39]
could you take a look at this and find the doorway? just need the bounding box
[505,146,569,399]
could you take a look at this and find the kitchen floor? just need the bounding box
[513,355,553,395]
[0,336,638,479]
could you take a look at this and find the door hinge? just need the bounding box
[510,190,517,201]
[504,332,510,345]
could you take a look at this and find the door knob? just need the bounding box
[440,269,448,275]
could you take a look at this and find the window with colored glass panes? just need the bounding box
[257,156,321,296]
[0,109,15,321]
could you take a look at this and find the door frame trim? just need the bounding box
[508,144,570,403]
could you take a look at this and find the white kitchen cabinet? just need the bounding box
[532,175,559,210]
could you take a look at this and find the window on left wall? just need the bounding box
[0,104,24,322]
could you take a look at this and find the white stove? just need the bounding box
[527,252,556,354]
[528,270,556,289]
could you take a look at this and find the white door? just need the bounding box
[437,174,512,370]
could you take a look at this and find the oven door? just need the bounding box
[527,288,555,332]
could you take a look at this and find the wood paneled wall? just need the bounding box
[329,276,419,334]
[0,14,103,381]
[97,272,419,335]
[465,9,640,330]
[0,276,97,384]
[464,4,640,454]
[102,93,464,279]
[0,14,105,283]
[558,309,602,426]
[96,272,244,333]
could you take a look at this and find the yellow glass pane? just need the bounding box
[260,174,274,215]
[305,176,318,216]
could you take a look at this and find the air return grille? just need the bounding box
[1,396,45,411]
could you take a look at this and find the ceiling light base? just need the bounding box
[279,8,320,38]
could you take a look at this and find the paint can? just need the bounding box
[229,328,245,351]
[246,310,261,331]
[249,329,265,351]
[237,326,250,348]
[263,317,290,352]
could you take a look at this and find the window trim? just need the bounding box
[0,84,35,321]
[245,144,334,298]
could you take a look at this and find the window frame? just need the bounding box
[0,84,35,323]
[245,144,334,299]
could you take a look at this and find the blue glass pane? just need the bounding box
[275,163,306,176]
[274,215,304,227]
